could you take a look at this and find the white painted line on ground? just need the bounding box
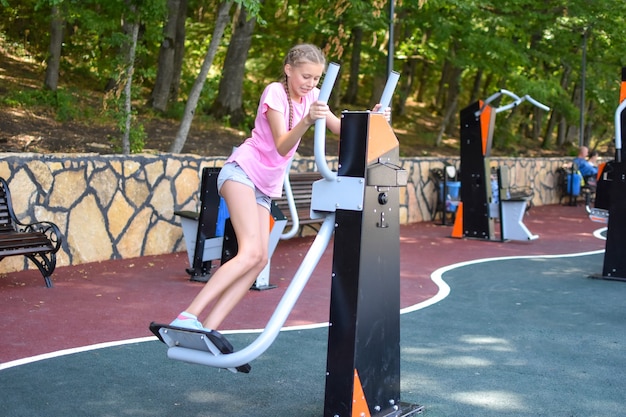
[2,229,606,371]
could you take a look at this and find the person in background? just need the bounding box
[588,150,599,168]
[573,145,598,178]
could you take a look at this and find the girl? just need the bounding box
[171,44,386,335]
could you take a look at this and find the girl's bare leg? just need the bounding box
[182,180,270,329]
[202,202,269,329]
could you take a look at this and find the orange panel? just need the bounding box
[352,369,371,417]
[597,162,606,181]
[479,102,492,156]
[269,213,275,232]
[451,202,464,238]
[367,113,399,164]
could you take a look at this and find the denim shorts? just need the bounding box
[217,162,271,211]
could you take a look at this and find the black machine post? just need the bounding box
[456,91,548,241]
[174,167,223,281]
[458,100,496,240]
[323,111,422,417]
[594,67,626,281]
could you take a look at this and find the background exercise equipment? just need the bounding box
[175,167,286,290]
[590,67,626,281]
[175,167,223,282]
[454,89,549,241]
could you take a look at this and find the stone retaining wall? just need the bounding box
[0,153,570,275]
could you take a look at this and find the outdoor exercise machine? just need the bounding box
[151,65,424,416]
[452,89,550,241]
[175,167,286,290]
[589,67,626,281]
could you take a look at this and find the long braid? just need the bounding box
[283,76,294,131]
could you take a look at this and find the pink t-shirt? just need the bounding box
[227,82,320,198]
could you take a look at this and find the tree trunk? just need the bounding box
[169,0,233,154]
[396,58,417,116]
[436,95,457,146]
[481,72,494,98]
[122,12,140,155]
[470,69,482,103]
[209,3,258,127]
[532,107,542,142]
[543,110,557,149]
[44,5,64,91]
[557,115,567,146]
[444,67,462,136]
[415,61,430,103]
[435,59,451,111]
[170,0,188,103]
[543,66,571,149]
[150,0,182,112]
[436,66,461,145]
[343,26,363,105]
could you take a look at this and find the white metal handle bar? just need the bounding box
[476,89,550,116]
[378,71,400,112]
[314,62,341,181]
[614,98,626,160]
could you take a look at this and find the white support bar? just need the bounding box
[280,163,300,240]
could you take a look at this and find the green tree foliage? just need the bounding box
[1,0,625,154]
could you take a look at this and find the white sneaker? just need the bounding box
[169,313,207,331]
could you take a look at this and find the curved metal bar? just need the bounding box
[314,63,340,181]
[279,173,300,240]
[614,98,626,162]
[475,89,520,116]
[494,89,523,113]
[476,89,550,116]
[167,213,336,368]
[378,71,400,111]
[523,95,551,112]
[280,159,300,240]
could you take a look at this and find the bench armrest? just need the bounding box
[0,177,63,253]
[16,220,63,253]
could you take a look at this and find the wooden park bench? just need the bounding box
[0,177,62,287]
[273,172,324,236]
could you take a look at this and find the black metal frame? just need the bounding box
[0,177,62,287]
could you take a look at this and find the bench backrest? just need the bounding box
[0,178,16,233]
[274,172,323,226]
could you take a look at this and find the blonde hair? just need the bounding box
[282,44,326,130]
[283,44,326,68]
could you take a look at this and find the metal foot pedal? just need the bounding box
[149,322,251,373]
[589,208,609,224]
